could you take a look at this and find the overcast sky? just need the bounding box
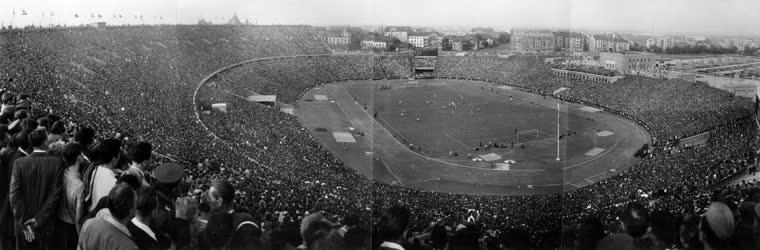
[2,0,759,36]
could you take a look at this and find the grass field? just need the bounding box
[297,79,651,195]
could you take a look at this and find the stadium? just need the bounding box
[0,25,758,249]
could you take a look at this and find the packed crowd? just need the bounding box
[434,56,753,142]
[0,26,759,249]
[550,64,620,77]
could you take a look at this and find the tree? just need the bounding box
[630,43,645,51]
[387,38,403,51]
[497,33,510,44]
[349,34,363,50]
[480,40,491,49]
[743,46,760,56]
[462,40,474,51]
[441,38,452,51]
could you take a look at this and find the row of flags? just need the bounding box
[11,9,162,19]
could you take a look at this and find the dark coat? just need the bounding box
[127,220,171,250]
[8,151,64,236]
[0,147,20,236]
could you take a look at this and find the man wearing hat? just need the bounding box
[150,162,195,249]
[700,202,735,250]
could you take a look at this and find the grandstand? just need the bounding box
[0,25,758,249]
[413,48,438,79]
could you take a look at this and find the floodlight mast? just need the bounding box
[556,102,560,162]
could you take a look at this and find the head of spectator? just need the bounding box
[7,132,27,152]
[300,213,333,250]
[117,174,141,191]
[206,180,235,214]
[699,202,734,250]
[343,213,361,228]
[1,92,13,104]
[13,109,28,121]
[378,205,411,246]
[28,129,48,151]
[50,120,65,135]
[92,138,121,169]
[108,183,136,225]
[15,94,30,110]
[74,126,95,148]
[135,187,158,224]
[621,202,650,238]
[128,141,153,171]
[228,217,265,250]
[153,162,185,197]
[61,142,83,169]
[20,117,38,132]
[575,216,605,250]
[37,117,51,131]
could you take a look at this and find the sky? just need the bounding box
[2,0,760,36]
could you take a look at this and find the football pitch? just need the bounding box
[297,79,651,195]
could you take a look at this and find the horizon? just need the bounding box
[2,0,760,37]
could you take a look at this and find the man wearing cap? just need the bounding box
[700,202,734,250]
[149,162,190,248]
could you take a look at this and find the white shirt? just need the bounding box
[131,218,157,240]
[89,165,116,212]
[380,241,405,250]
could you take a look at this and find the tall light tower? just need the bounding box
[556,102,561,162]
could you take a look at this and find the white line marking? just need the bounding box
[445,133,471,151]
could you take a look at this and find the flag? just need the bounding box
[74,13,79,18]
[21,9,27,15]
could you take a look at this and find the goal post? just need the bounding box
[515,129,541,143]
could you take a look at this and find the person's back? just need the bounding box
[78,183,138,250]
[11,154,63,212]
[9,129,65,249]
[0,142,19,250]
[431,223,447,250]
[79,217,138,250]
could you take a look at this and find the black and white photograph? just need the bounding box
[1,0,760,249]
